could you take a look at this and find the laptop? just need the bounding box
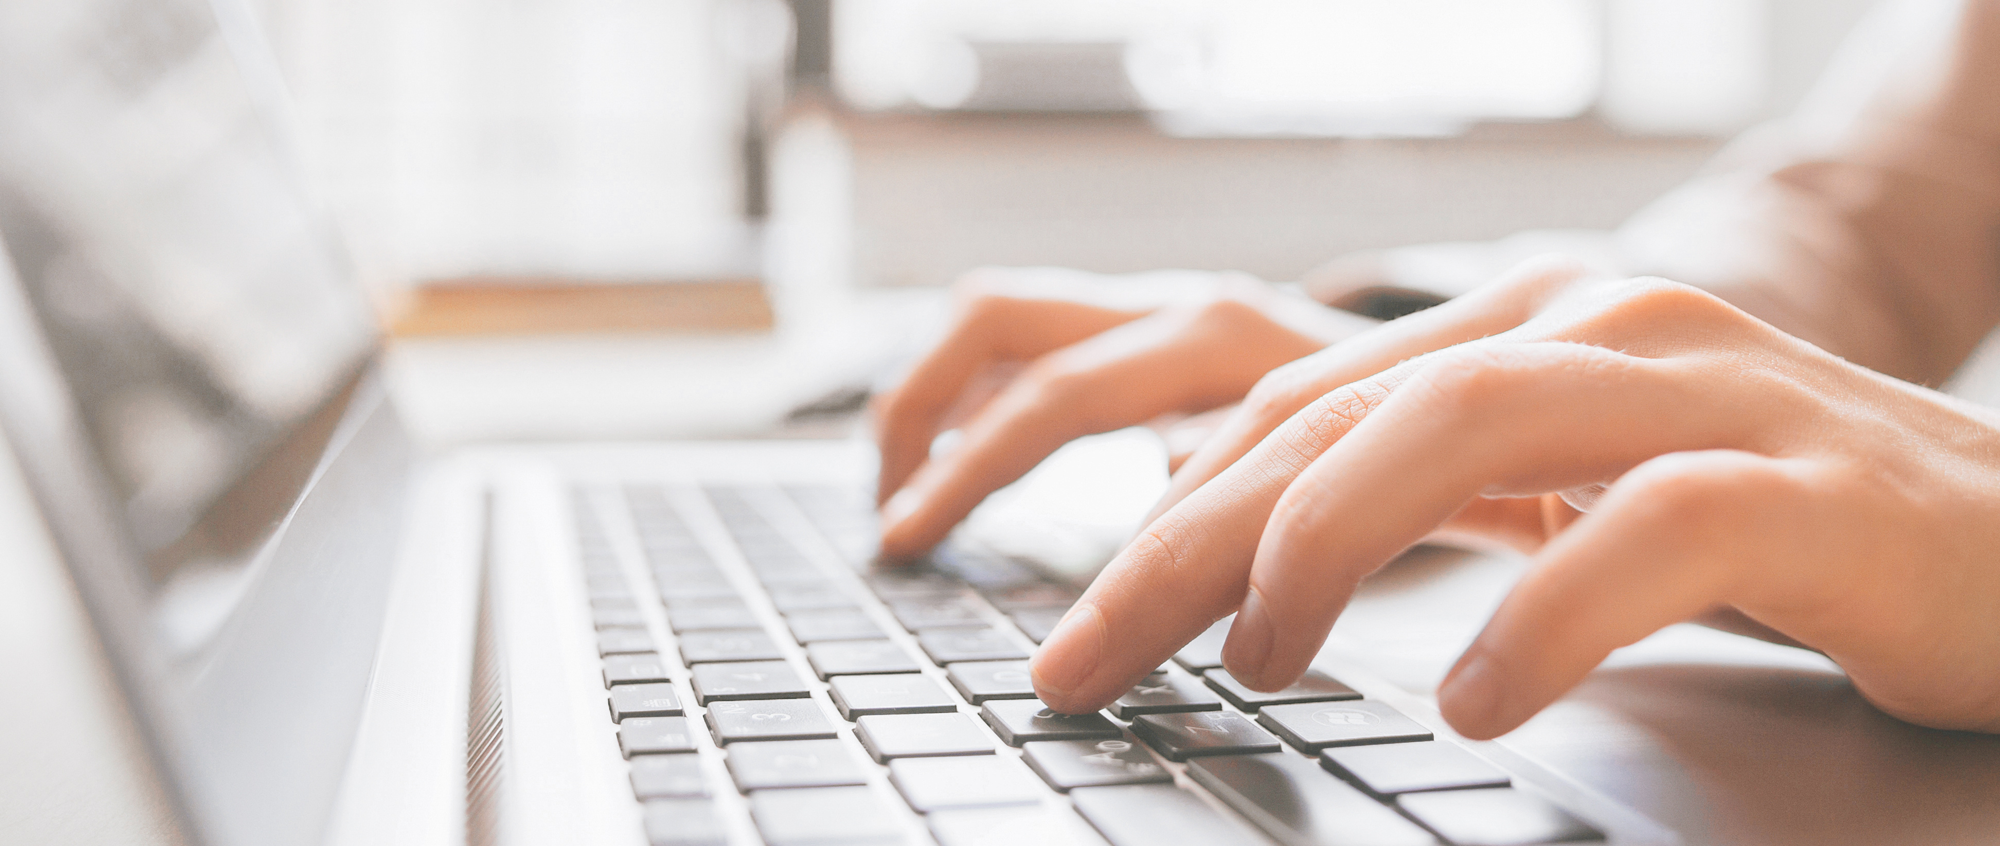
[3,1,1998,845]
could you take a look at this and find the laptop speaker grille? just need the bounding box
[465,494,506,846]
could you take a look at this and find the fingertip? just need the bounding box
[1031,604,1111,713]
[1220,588,1278,690]
[876,485,943,558]
[1436,651,1527,740]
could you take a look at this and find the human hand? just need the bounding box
[873,266,1374,559]
[1030,256,2000,739]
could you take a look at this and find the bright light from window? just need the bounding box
[836,0,1601,134]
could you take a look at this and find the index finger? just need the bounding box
[874,289,1142,507]
[1029,361,1413,711]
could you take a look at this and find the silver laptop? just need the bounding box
[4,1,1998,845]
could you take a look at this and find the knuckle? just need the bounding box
[1404,344,1542,418]
[1600,277,1736,325]
[1187,294,1268,330]
[1018,358,1090,407]
[1266,379,1391,470]
[1128,517,1198,583]
[1619,451,1790,528]
[949,266,1017,300]
[1243,358,1323,418]
[1498,253,1595,292]
[947,269,1033,322]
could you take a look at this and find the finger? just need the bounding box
[1145,255,1595,527]
[880,303,1322,557]
[1156,404,1238,474]
[1227,342,1752,692]
[1029,356,1412,711]
[1425,495,1553,555]
[874,288,1142,505]
[1437,450,1809,739]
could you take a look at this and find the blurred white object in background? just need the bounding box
[258,0,769,294]
[1600,0,1771,135]
[837,0,1603,133]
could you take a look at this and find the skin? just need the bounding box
[873,266,1374,557]
[875,257,2000,740]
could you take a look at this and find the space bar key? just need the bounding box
[1070,784,1274,846]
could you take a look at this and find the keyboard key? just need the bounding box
[641,798,727,846]
[1187,753,1440,846]
[678,629,785,664]
[644,541,714,567]
[1070,784,1271,846]
[1022,737,1172,791]
[592,595,641,614]
[785,608,885,643]
[945,660,1037,703]
[1257,700,1434,751]
[767,582,856,612]
[981,699,1121,746]
[619,717,698,757]
[937,549,1040,589]
[1129,711,1281,761]
[655,570,739,601]
[610,683,685,721]
[604,653,674,688]
[738,541,809,567]
[918,627,1031,663]
[1204,668,1360,711]
[630,753,708,799]
[806,640,921,679]
[854,712,996,762]
[1397,787,1603,845]
[748,560,827,586]
[690,660,811,703]
[828,673,959,719]
[705,699,838,744]
[981,581,1079,610]
[727,739,868,790]
[1109,671,1223,719]
[890,597,987,630]
[666,600,761,632]
[585,573,632,598]
[599,627,657,657]
[593,606,648,628]
[1322,740,1510,796]
[651,561,721,582]
[889,756,1045,811]
[865,569,968,600]
[1172,617,1233,671]
[750,786,903,846]
[929,805,1111,846]
[1008,608,1066,643]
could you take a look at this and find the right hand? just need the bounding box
[873,266,1375,559]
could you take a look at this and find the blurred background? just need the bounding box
[229,0,1880,442]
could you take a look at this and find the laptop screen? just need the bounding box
[0,0,377,580]
[0,4,407,844]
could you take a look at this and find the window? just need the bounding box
[834,0,1772,136]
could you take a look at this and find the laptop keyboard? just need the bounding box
[569,484,1604,846]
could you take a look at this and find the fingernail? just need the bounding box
[1032,603,1103,703]
[1224,588,1275,687]
[1438,652,1507,738]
